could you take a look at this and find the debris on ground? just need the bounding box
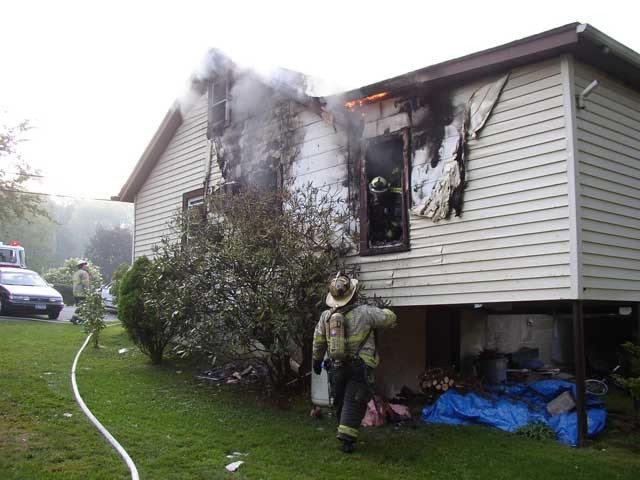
[225,461,244,472]
[118,348,129,354]
[225,452,248,459]
[310,406,323,419]
[361,396,412,427]
[63,412,73,418]
[196,360,269,386]
[547,391,576,416]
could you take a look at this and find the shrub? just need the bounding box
[75,292,106,348]
[161,184,356,390]
[118,256,179,364]
[613,341,640,415]
[516,421,556,440]
[43,258,103,292]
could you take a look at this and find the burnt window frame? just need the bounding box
[359,128,411,256]
[207,74,231,137]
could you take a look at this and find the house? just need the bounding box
[118,23,640,431]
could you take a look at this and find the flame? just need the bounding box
[344,92,389,111]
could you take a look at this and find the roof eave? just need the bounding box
[117,104,183,203]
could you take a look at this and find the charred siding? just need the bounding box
[347,58,572,306]
[575,61,640,301]
[133,95,221,258]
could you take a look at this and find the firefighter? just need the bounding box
[368,176,402,244]
[71,260,90,324]
[312,272,396,453]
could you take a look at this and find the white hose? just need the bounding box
[71,332,140,480]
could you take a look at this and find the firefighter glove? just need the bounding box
[313,359,323,375]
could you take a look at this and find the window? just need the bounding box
[359,129,410,255]
[182,188,205,240]
[207,75,230,137]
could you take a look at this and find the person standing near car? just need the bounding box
[71,260,90,324]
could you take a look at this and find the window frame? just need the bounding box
[358,128,411,256]
[182,188,205,242]
[207,74,231,137]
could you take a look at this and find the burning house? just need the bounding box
[118,23,640,439]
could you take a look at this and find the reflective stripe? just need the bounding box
[381,309,397,327]
[338,425,359,439]
[359,353,378,368]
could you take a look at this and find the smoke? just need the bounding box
[177,48,234,115]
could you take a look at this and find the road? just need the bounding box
[0,305,118,323]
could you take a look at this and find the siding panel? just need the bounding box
[576,61,640,301]
[343,58,572,305]
[133,95,211,258]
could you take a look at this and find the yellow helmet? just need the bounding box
[369,176,389,194]
[326,272,359,308]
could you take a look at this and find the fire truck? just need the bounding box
[0,241,26,268]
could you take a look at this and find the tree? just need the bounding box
[0,199,56,274]
[85,224,132,280]
[159,184,354,390]
[76,292,106,348]
[0,120,48,221]
[43,257,103,291]
[118,256,181,365]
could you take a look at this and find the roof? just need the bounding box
[117,23,640,203]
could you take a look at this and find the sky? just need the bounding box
[1,0,638,201]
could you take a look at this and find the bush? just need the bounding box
[75,292,106,348]
[613,341,640,415]
[118,256,179,365]
[160,184,355,390]
[516,421,556,440]
[43,258,103,291]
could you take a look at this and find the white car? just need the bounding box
[98,282,117,311]
[0,267,64,319]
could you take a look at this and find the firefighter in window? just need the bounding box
[368,175,402,245]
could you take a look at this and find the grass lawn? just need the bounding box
[1,319,639,480]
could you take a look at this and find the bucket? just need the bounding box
[477,357,508,384]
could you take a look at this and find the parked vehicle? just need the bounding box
[0,267,64,319]
[97,282,117,311]
[0,241,26,268]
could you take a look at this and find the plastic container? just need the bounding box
[478,357,508,383]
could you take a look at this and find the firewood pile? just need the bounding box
[419,367,457,397]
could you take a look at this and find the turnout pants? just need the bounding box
[329,360,373,443]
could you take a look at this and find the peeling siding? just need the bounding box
[575,62,640,301]
[133,95,217,258]
[346,58,572,305]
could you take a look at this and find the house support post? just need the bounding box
[572,300,587,447]
[635,303,640,343]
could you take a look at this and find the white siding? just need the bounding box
[575,62,640,301]
[347,59,573,305]
[133,95,216,258]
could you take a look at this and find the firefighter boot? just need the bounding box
[339,438,355,454]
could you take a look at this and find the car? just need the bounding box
[0,267,64,320]
[97,282,117,311]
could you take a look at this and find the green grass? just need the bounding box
[1,320,640,479]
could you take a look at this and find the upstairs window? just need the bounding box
[207,75,230,137]
[359,129,410,255]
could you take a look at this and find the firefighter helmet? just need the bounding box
[369,176,389,194]
[326,272,359,308]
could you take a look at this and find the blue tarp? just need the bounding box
[421,380,606,446]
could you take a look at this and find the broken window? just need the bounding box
[207,75,230,137]
[359,129,410,255]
